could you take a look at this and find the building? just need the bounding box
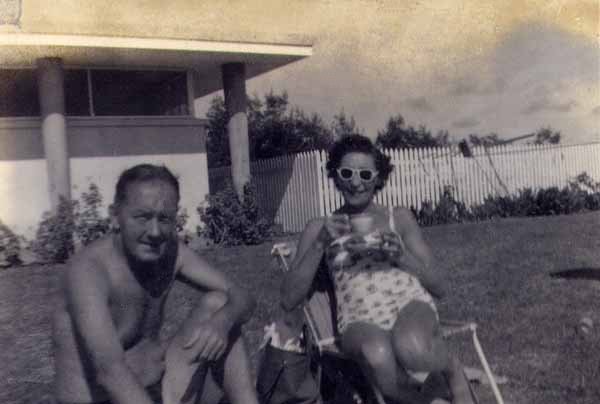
[0,0,312,238]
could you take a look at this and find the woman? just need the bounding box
[280,135,474,404]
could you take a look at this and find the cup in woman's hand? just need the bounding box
[350,213,375,235]
[326,214,351,239]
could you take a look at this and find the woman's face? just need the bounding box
[335,152,379,210]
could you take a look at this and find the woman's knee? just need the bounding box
[358,337,395,370]
[393,331,448,372]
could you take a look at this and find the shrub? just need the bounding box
[416,186,471,226]
[415,172,600,226]
[74,183,111,246]
[198,181,272,246]
[0,220,21,266]
[568,172,600,211]
[31,197,77,263]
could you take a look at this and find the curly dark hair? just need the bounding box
[325,134,393,191]
[114,164,180,206]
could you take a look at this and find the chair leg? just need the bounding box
[470,328,505,404]
[371,386,387,404]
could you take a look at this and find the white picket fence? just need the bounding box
[208,142,600,233]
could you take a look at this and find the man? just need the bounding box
[52,164,259,404]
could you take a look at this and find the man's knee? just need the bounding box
[199,291,228,312]
[189,291,227,321]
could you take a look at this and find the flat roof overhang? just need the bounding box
[0,33,313,97]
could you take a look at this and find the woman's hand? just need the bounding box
[380,231,405,265]
[317,214,351,245]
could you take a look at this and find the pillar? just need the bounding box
[37,57,71,210]
[221,62,250,199]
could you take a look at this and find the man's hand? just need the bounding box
[125,337,167,386]
[182,318,230,362]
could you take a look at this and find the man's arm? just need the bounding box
[64,256,155,404]
[176,243,256,338]
[394,208,447,299]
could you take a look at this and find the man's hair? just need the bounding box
[325,134,393,191]
[114,164,180,205]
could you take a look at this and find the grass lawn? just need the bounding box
[1,212,600,404]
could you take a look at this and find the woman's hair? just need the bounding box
[114,164,180,205]
[325,134,393,191]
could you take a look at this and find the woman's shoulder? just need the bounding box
[301,216,326,237]
[390,205,419,231]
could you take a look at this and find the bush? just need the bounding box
[414,172,600,226]
[0,220,21,266]
[74,183,111,246]
[415,186,472,226]
[31,197,76,263]
[198,181,272,246]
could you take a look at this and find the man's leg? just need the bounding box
[161,291,258,404]
[210,327,259,404]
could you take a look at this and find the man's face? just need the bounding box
[113,180,179,264]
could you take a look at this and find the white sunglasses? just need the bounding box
[336,167,379,182]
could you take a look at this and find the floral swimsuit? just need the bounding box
[325,208,437,334]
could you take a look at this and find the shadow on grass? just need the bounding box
[550,267,600,280]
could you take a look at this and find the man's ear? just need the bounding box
[109,204,120,232]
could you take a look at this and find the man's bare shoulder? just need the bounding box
[174,241,218,277]
[64,236,118,284]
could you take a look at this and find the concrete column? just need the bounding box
[37,57,71,210]
[222,62,250,200]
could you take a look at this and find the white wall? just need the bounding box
[0,153,209,240]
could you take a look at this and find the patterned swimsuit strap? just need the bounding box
[388,204,406,251]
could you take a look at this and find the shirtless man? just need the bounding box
[52,164,259,404]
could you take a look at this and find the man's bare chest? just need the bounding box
[109,284,168,347]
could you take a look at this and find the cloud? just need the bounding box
[448,77,506,97]
[522,99,579,115]
[452,117,480,129]
[592,106,600,115]
[405,97,434,112]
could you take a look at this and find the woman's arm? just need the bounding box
[281,213,351,310]
[393,208,447,299]
[280,218,327,311]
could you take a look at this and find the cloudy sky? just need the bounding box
[199,0,598,145]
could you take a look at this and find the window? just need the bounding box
[91,70,188,116]
[0,68,189,117]
[64,70,90,116]
[0,69,40,117]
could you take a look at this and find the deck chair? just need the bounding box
[272,241,506,404]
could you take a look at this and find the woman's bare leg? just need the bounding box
[340,321,430,404]
[391,301,474,404]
